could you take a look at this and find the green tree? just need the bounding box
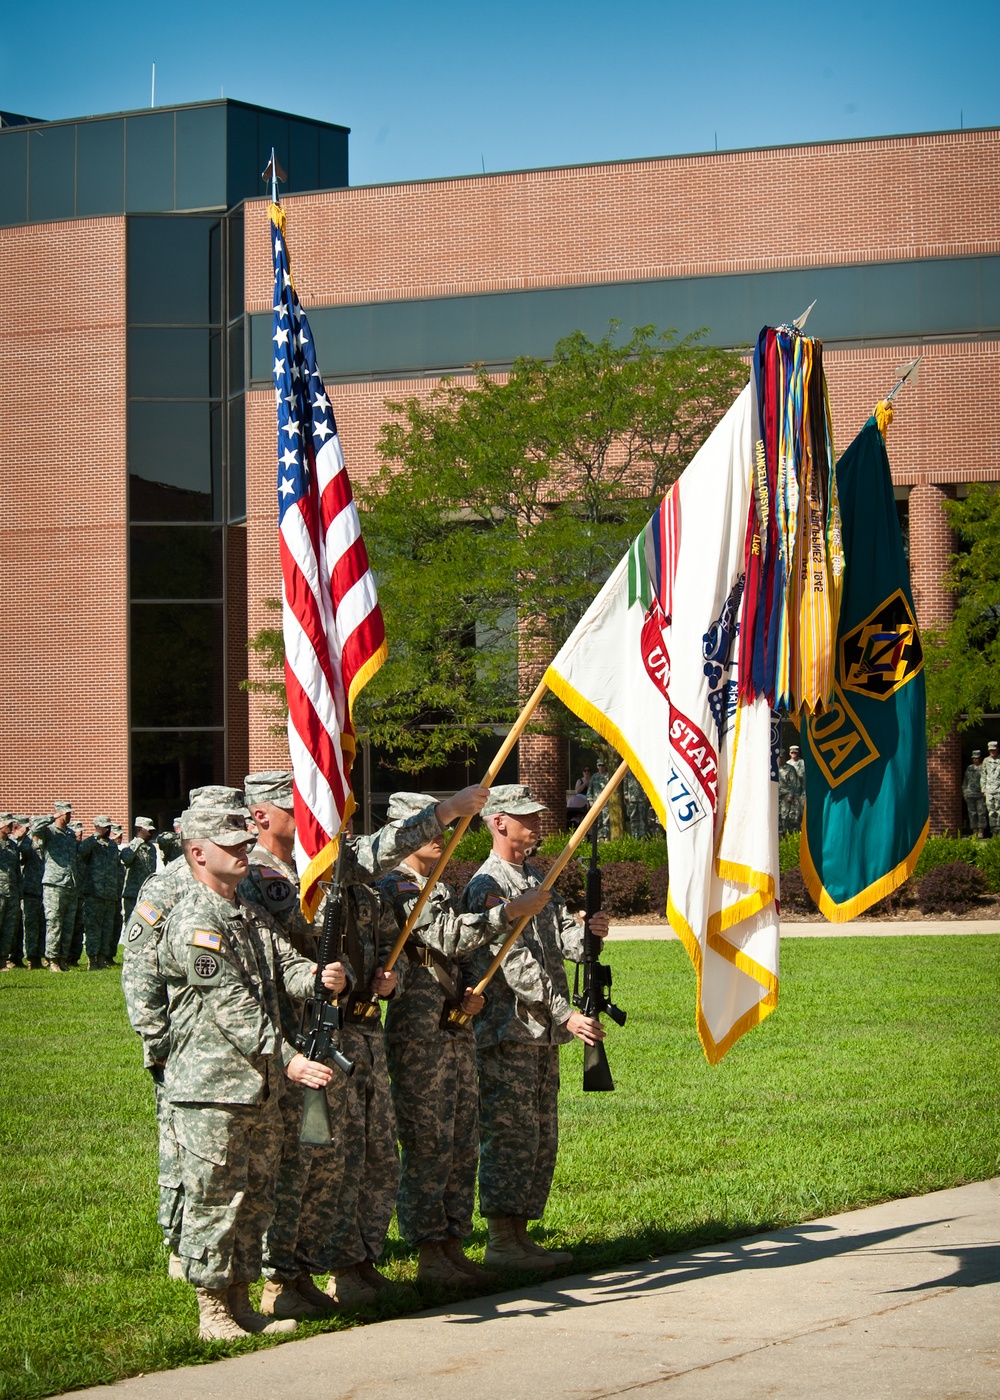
[353,323,746,775]
[924,483,1000,745]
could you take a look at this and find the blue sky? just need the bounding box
[3,0,997,187]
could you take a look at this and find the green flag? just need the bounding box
[800,417,928,919]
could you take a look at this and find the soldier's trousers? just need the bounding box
[986,793,1000,834]
[261,1080,317,1280]
[21,896,43,961]
[171,1089,283,1289]
[42,886,77,963]
[966,793,988,833]
[153,1078,183,1253]
[84,897,117,959]
[69,894,85,965]
[477,1041,560,1221]
[0,893,19,964]
[387,1032,479,1245]
[297,1026,398,1272]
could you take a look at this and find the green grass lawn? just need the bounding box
[2,937,998,1399]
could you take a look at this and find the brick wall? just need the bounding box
[0,217,129,827]
[245,129,1000,311]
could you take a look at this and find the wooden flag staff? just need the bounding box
[441,758,629,1029]
[382,677,550,974]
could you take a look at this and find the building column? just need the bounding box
[517,620,568,836]
[908,482,962,834]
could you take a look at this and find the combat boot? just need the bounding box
[227,1282,297,1334]
[260,1276,321,1320]
[325,1265,377,1307]
[27,958,43,970]
[443,1235,494,1284]
[48,961,63,973]
[87,957,99,971]
[293,1272,339,1315]
[484,1215,545,1271]
[514,1218,573,1268]
[167,1252,185,1280]
[417,1239,470,1287]
[195,1286,250,1340]
[357,1259,393,1294]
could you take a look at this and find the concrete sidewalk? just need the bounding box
[607,919,1000,939]
[74,1179,1000,1399]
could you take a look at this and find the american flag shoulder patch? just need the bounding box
[259,867,284,880]
[485,894,507,909]
[136,900,162,925]
[192,929,223,952]
[395,880,420,894]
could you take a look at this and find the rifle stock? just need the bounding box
[297,841,354,1146]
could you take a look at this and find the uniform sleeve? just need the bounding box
[466,874,571,1023]
[340,806,445,884]
[122,937,171,1066]
[272,928,319,1003]
[381,874,507,958]
[163,906,272,1060]
[120,842,137,868]
[554,893,586,963]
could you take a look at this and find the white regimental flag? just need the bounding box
[544,385,779,1063]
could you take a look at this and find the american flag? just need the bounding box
[270,203,387,917]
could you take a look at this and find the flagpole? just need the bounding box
[442,760,629,1025]
[381,677,550,973]
[874,355,922,435]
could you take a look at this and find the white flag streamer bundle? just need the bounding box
[545,386,779,1063]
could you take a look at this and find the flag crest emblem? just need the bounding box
[840,589,923,701]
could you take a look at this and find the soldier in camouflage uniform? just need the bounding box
[623,771,650,840]
[120,819,159,926]
[36,801,79,971]
[108,824,126,961]
[122,786,251,1278]
[238,773,491,1317]
[159,805,348,1341]
[157,820,183,864]
[982,741,1000,835]
[378,792,550,1289]
[18,819,46,968]
[963,750,988,837]
[461,785,609,1272]
[778,753,804,836]
[6,817,29,967]
[586,761,611,840]
[77,816,122,969]
[0,815,23,970]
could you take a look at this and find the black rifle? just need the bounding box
[297,843,354,1145]
[573,825,626,1092]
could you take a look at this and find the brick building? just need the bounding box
[2,101,998,833]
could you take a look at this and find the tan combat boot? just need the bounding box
[195,1286,250,1340]
[260,1276,320,1320]
[356,1259,393,1293]
[484,1215,541,1270]
[443,1235,494,1284]
[48,961,63,973]
[417,1239,470,1287]
[227,1282,297,1334]
[167,1252,185,1280]
[514,1218,573,1268]
[293,1272,339,1315]
[325,1264,377,1307]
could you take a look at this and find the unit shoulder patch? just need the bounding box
[189,947,223,985]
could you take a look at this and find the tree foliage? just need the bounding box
[353,323,746,771]
[924,484,1000,746]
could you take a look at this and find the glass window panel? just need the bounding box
[175,105,226,211]
[128,216,217,325]
[225,106,259,208]
[319,128,348,190]
[228,398,246,522]
[26,124,75,222]
[227,319,244,393]
[130,729,225,831]
[288,121,319,193]
[128,401,216,521]
[76,118,125,217]
[0,130,28,224]
[128,328,220,398]
[228,213,244,320]
[211,405,223,520]
[209,221,222,325]
[130,602,225,726]
[125,111,175,212]
[130,525,223,599]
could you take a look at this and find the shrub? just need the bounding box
[778,830,801,873]
[452,826,493,862]
[969,836,1000,892]
[779,866,817,916]
[596,835,670,869]
[647,865,669,915]
[863,879,917,918]
[532,854,587,909]
[443,858,482,894]
[594,861,650,917]
[913,835,981,881]
[914,861,988,914]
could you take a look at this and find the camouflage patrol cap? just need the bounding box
[93,815,112,829]
[29,817,50,835]
[244,771,294,808]
[989,742,998,751]
[70,821,83,833]
[387,791,436,822]
[0,813,13,827]
[53,800,73,814]
[482,784,548,818]
[134,816,155,830]
[178,807,254,847]
[14,815,29,826]
[187,785,250,817]
[111,823,123,835]
[789,745,801,755]
[973,750,982,759]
